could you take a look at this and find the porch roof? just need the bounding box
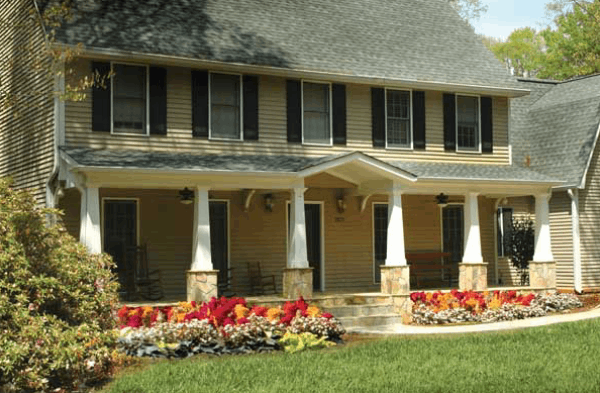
[61,147,560,186]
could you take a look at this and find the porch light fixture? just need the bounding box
[179,187,194,205]
[336,196,347,214]
[264,194,274,212]
[436,193,449,207]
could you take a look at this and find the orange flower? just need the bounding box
[306,305,320,317]
[266,307,283,321]
[234,304,249,320]
[142,306,154,318]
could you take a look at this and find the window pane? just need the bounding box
[303,82,330,144]
[457,96,479,150]
[211,73,241,139]
[386,90,411,147]
[113,64,146,134]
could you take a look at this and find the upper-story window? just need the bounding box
[456,95,480,152]
[210,73,242,140]
[386,89,412,149]
[303,81,332,145]
[112,63,149,135]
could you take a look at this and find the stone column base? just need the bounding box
[283,268,313,299]
[187,270,218,303]
[529,260,556,294]
[380,265,410,295]
[459,262,488,291]
[391,294,413,324]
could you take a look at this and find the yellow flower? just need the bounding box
[234,304,249,319]
[267,307,283,321]
[142,306,154,318]
[306,306,320,317]
[177,312,186,323]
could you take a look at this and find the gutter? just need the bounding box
[54,44,531,98]
[567,188,583,293]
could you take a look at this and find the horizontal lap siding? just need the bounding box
[65,60,510,164]
[550,192,574,290]
[478,197,496,284]
[0,1,55,205]
[579,145,600,291]
[58,188,81,240]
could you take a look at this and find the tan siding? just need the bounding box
[65,60,510,164]
[0,0,55,205]
[550,191,574,290]
[58,188,81,240]
[478,197,496,284]
[579,143,600,291]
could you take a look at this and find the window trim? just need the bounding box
[384,87,413,150]
[110,62,150,137]
[455,94,482,153]
[208,71,244,142]
[301,80,333,147]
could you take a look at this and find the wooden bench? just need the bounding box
[406,252,456,288]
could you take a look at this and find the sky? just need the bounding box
[471,0,552,40]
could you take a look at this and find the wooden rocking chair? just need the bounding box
[126,245,164,301]
[247,262,276,295]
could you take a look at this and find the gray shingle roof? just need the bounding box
[511,76,600,187]
[61,146,558,183]
[54,0,519,90]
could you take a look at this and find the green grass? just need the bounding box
[101,318,600,393]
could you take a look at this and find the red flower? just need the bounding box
[237,317,250,324]
[250,306,268,317]
[127,315,142,328]
[321,313,333,319]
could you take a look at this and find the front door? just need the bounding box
[442,205,464,263]
[289,203,322,291]
[103,199,137,298]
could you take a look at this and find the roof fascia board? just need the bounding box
[62,44,530,98]
[297,153,417,182]
[577,121,600,189]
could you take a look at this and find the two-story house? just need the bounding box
[2,0,568,312]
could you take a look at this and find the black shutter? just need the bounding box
[412,91,426,150]
[191,70,209,138]
[481,96,493,153]
[149,67,167,135]
[243,75,259,141]
[287,79,302,143]
[92,61,111,132]
[371,87,385,148]
[443,93,456,151]
[332,84,347,145]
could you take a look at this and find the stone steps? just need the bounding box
[335,314,404,329]
[322,304,394,318]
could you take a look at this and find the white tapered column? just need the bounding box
[385,182,407,267]
[79,187,101,254]
[288,187,309,268]
[191,187,212,271]
[530,192,556,292]
[187,187,217,302]
[459,192,487,291]
[283,186,312,299]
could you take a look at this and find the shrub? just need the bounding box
[0,178,120,392]
[510,217,535,286]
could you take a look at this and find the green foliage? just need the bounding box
[510,217,535,286]
[278,332,336,354]
[0,177,120,392]
[538,1,600,80]
[488,27,546,77]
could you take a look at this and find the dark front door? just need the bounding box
[442,205,464,263]
[305,204,322,291]
[373,204,388,283]
[209,201,228,283]
[103,199,137,298]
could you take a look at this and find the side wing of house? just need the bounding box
[0,0,56,205]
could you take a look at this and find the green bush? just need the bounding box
[0,178,120,392]
[510,216,535,286]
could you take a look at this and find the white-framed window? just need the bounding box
[386,89,412,149]
[456,95,480,152]
[497,207,513,257]
[111,63,149,135]
[302,81,332,145]
[209,72,243,140]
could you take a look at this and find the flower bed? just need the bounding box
[116,297,345,357]
[411,290,583,325]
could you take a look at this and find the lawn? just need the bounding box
[100,318,600,393]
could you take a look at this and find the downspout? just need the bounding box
[567,188,582,293]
